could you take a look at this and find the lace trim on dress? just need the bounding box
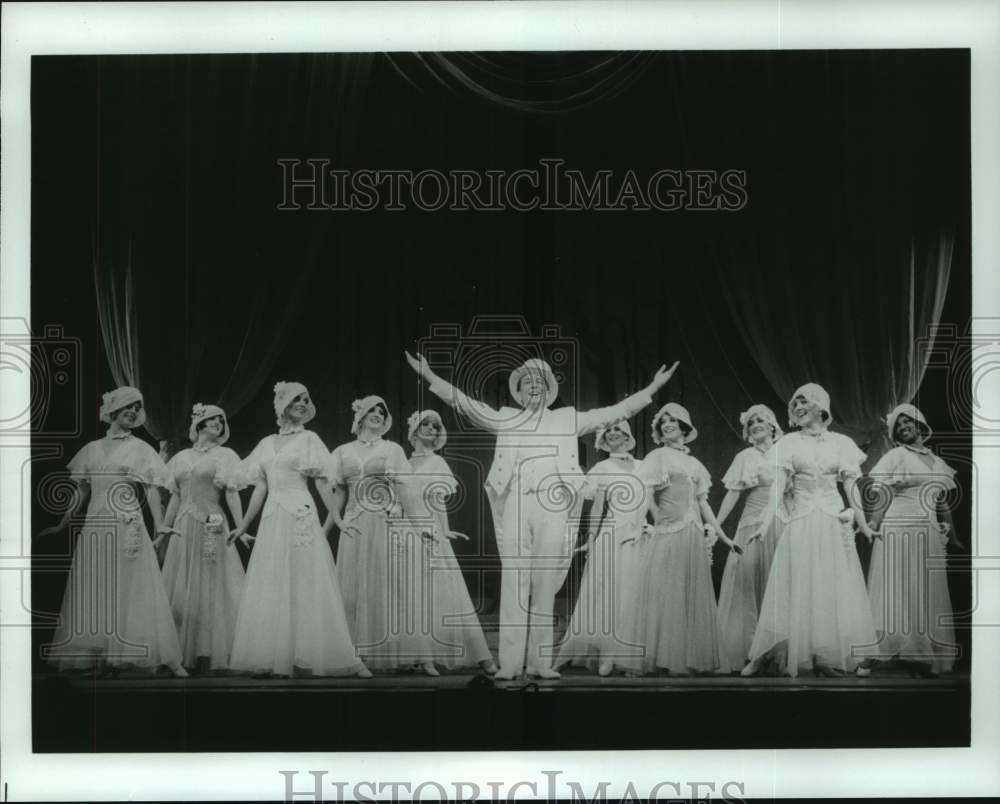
[201,513,227,561]
[292,503,318,548]
[119,511,144,559]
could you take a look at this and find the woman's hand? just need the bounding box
[446,530,470,542]
[338,522,363,539]
[38,522,66,538]
[935,520,964,550]
[702,523,719,546]
[227,527,246,546]
[746,528,763,546]
[859,521,879,543]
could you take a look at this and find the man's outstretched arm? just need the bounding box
[576,362,680,436]
[405,351,507,433]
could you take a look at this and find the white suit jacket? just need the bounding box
[427,378,653,545]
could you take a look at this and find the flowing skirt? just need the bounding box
[716,512,782,672]
[229,502,364,676]
[557,528,647,671]
[336,510,438,670]
[622,519,721,674]
[865,502,957,673]
[749,509,876,676]
[422,535,493,669]
[161,508,245,669]
[46,509,182,671]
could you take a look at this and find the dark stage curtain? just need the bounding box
[710,230,953,462]
[92,54,374,449]
[384,52,658,113]
[653,50,961,461]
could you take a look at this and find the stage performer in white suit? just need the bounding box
[405,351,678,680]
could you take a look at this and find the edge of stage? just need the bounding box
[32,668,970,752]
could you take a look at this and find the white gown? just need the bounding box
[748,431,877,676]
[621,446,722,675]
[408,450,494,669]
[331,438,438,670]
[865,445,958,672]
[46,435,183,671]
[557,454,649,671]
[716,446,785,671]
[228,430,365,676]
[161,446,246,669]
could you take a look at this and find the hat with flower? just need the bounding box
[352,395,392,436]
[273,381,315,427]
[188,403,230,444]
[99,386,146,427]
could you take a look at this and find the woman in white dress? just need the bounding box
[741,383,878,678]
[715,404,783,672]
[622,403,734,676]
[329,396,439,675]
[557,420,650,676]
[227,382,371,678]
[160,404,248,674]
[40,386,187,676]
[405,409,497,674]
[856,404,960,677]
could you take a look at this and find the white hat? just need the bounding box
[739,403,782,444]
[352,395,393,436]
[273,381,315,427]
[407,409,447,451]
[99,386,146,428]
[188,403,230,445]
[652,402,698,445]
[886,403,932,443]
[788,383,832,428]
[595,419,636,453]
[508,358,558,408]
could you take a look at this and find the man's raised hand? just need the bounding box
[404,351,436,383]
[648,361,680,394]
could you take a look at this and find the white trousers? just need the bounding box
[496,487,578,673]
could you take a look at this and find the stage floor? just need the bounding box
[32,668,970,752]
[35,666,969,691]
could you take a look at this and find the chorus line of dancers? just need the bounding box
[40,352,962,681]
